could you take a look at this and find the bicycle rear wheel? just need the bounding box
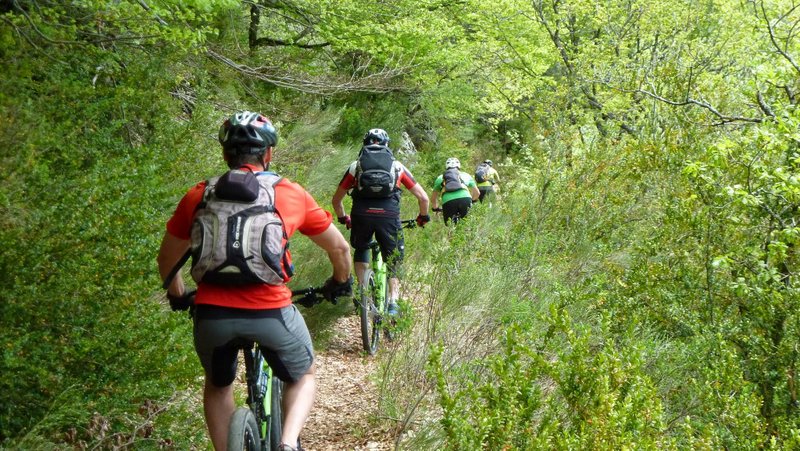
[266,376,283,450]
[359,268,381,354]
[228,407,260,451]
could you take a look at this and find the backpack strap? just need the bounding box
[162,178,214,290]
[162,249,191,290]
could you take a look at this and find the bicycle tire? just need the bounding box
[266,376,283,450]
[228,407,260,451]
[360,268,381,354]
[383,274,395,342]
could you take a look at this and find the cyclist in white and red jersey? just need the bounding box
[331,128,429,316]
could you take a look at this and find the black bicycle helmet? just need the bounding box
[218,111,278,154]
[363,128,390,146]
[484,159,493,166]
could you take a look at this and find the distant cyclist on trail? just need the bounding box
[157,111,352,451]
[474,159,500,203]
[331,128,430,316]
[431,157,480,225]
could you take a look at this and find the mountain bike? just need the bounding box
[162,252,335,450]
[227,286,328,451]
[358,218,417,355]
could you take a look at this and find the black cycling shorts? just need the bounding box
[350,213,404,277]
[442,197,472,225]
[478,186,495,202]
[193,304,314,387]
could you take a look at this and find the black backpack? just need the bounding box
[474,163,490,183]
[442,168,464,192]
[354,144,398,198]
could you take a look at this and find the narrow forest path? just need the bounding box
[300,313,396,450]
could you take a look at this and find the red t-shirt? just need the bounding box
[166,167,332,309]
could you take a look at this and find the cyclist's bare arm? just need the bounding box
[431,189,441,210]
[307,224,352,282]
[408,183,430,215]
[157,231,190,296]
[470,185,480,201]
[331,185,349,218]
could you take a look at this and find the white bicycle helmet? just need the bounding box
[445,157,461,169]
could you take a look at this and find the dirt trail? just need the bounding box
[300,314,396,450]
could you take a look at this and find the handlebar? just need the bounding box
[291,286,327,308]
[401,219,417,229]
[168,285,336,314]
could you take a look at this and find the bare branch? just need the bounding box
[251,36,329,49]
[248,0,329,50]
[635,88,763,124]
[760,0,800,76]
[207,49,414,95]
[136,0,168,26]
[11,0,83,46]
[8,0,165,50]
[0,14,67,64]
[757,90,776,118]
[527,1,574,75]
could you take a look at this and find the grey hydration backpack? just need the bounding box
[474,163,490,183]
[354,144,398,198]
[190,169,293,286]
[442,168,464,192]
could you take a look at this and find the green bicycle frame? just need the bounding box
[260,360,273,439]
[371,246,388,313]
[245,348,276,445]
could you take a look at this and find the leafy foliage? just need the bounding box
[4,0,800,448]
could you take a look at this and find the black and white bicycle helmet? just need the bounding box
[363,128,390,146]
[218,111,278,154]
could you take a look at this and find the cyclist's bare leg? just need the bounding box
[389,277,400,302]
[281,364,316,447]
[354,261,369,285]
[203,378,234,450]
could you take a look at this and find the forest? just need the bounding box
[2,0,800,449]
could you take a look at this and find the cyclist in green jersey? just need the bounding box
[431,157,479,225]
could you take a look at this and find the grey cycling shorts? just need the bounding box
[193,304,314,387]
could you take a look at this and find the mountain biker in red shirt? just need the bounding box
[331,128,429,316]
[157,111,352,451]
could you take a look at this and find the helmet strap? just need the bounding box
[261,147,272,171]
